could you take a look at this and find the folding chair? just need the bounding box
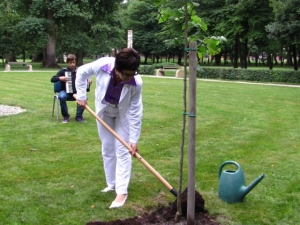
[52,81,61,120]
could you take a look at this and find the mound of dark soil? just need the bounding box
[87,188,220,225]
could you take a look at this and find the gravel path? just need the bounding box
[0,105,26,116]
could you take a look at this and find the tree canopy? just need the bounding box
[0,0,299,70]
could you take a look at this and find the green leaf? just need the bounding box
[204,38,221,55]
[197,46,207,58]
[158,14,168,23]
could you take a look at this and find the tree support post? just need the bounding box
[187,41,197,225]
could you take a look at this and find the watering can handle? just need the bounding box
[218,161,241,179]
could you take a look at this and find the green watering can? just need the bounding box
[218,161,265,204]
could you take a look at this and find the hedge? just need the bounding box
[139,65,155,75]
[197,67,300,84]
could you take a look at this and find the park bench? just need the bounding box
[4,62,32,71]
[8,62,29,67]
[163,65,180,70]
[156,65,183,78]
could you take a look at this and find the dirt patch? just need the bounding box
[87,188,220,225]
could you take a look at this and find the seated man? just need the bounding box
[50,54,92,123]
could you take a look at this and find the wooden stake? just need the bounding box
[187,41,197,225]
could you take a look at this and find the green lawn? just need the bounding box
[0,71,299,224]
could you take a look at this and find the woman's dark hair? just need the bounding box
[115,48,140,72]
[67,54,76,63]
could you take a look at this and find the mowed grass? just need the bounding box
[0,71,300,225]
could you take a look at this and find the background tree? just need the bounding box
[195,0,227,66]
[14,17,48,63]
[2,0,299,71]
[0,0,21,64]
[13,0,122,68]
[266,0,300,71]
[204,0,273,68]
[124,0,163,64]
[89,8,127,60]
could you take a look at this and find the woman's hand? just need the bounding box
[129,143,139,157]
[76,99,87,108]
[73,94,87,108]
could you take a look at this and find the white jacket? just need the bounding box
[75,57,143,143]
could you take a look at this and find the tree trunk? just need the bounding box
[42,49,47,65]
[178,51,182,65]
[244,40,248,69]
[1,52,4,66]
[292,44,298,71]
[44,9,59,68]
[229,53,233,66]
[223,47,228,65]
[274,54,278,65]
[298,48,300,66]
[32,52,43,62]
[76,50,84,66]
[255,55,258,66]
[57,54,65,63]
[215,54,221,66]
[233,34,239,68]
[280,46,284,66]
[155,55,159,63]
[239,42,247,69]
[144,54,148,64]
[267,54,273,70]
[286,46,293,66]
[22,49,26,62]
[5,52,16,63]
[210,56,215,65]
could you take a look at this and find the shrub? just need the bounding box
[139,65,155,75]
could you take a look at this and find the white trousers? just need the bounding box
[97,105,132,195]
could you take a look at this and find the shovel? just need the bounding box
[83,103,178,197]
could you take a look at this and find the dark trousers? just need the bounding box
[58,91,84,118]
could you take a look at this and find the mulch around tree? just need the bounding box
[86,188,220,225]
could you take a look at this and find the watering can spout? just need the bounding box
[242,174,265,197]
